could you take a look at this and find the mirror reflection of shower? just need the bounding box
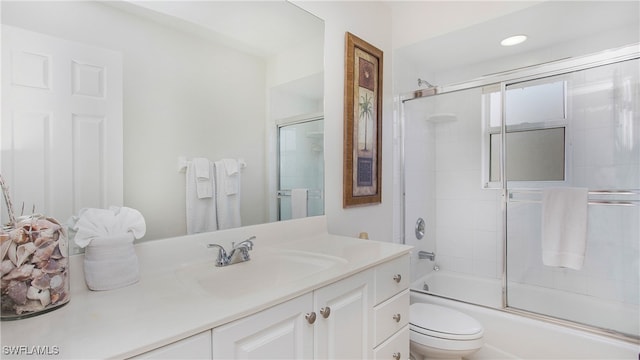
[277,118,324,221]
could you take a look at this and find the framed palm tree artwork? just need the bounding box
[343,32,383,207]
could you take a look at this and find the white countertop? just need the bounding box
[0,223,411,359]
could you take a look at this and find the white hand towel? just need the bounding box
[186,161,218,234]
[221,159,240,195]
[193,157,213,199]
[214,160,241,229]
[222,158,239,175]
[83,233,139,291]
[109,206,147,239]
[193,157,210,178]
[291,188,308,219]
[72,206,146,248]
[541,187,588,270]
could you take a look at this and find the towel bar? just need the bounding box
[508,189,639,207]
[277,189,323,199]
[178,157,247,173]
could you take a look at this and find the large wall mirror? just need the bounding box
[1,1,324,243]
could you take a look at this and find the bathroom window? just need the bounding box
[483,79,568,185]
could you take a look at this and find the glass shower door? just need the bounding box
[277,119,324,221]
[505,58,640,339]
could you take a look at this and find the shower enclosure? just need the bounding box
[277,118,324,220]
[401,45,639,341]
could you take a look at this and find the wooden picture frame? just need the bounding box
[343,32,383,207]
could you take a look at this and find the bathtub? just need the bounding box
[411,270,503,308]
[411,271,639,359]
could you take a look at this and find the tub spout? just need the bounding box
[418,251,436,261]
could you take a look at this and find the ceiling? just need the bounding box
[394,1,640,79]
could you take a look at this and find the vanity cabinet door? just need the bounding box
[313,269,375,359]
[132,330,212,359]
[211,293,314,359]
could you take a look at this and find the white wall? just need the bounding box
[294,1,396,242]
[2,1,267,240]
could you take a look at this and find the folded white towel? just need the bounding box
[186,161,217,234]
[219,159,240,195]
[83,233,139,291]
[214,160,241,229]
[541,187,588,270]
[72,206,146,248]
[222,158,239,176]
[291,188,308,219]
[192,158,213,199]
[193,157,210,179]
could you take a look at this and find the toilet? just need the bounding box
[409,303,484,360]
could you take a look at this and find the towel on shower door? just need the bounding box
[214,160,241,229]
[291,188,308,219]
[541,187,588,270]
[186,160,218,234]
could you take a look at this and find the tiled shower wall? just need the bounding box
[431,89,502,279]
[403,88,502,282]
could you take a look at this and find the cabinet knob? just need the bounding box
[392,313,401,322]
[320,307,331,318]
[392,352,401,360]
[305,312,316,324]
[393,274,402,283]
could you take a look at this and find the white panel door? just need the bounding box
[1,25,123,224]
[313,269,374,359]
[211,293,314,359]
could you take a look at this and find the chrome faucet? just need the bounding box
[229,236,255,264]
[207,236,256,267]
[418,250,436,261]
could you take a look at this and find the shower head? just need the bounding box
[417,78,435,88]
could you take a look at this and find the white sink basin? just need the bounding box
[175,249,347,298]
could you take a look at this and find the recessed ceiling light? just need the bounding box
[500,35,528,47]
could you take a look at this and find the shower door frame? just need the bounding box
[399,43,640,342]
[276,114,325,221]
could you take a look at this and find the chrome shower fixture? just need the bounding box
[417,78,435,88]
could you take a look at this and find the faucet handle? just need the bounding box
[207,244,229,266]
[233,235,256,250]
[207,243,226,254]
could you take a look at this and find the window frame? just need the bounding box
[482,79,570,189]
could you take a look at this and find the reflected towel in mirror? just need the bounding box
[214,160,241,229]
[291,188,308,219]
[186,160,218,234]
[193,157,213,199]
[221,158,240,195]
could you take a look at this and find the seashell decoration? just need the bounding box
[1,215,70,319]
[1,175,69,319]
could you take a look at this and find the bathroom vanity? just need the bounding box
[0,217,411,359]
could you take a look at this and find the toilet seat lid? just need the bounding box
[410,303,483,339]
